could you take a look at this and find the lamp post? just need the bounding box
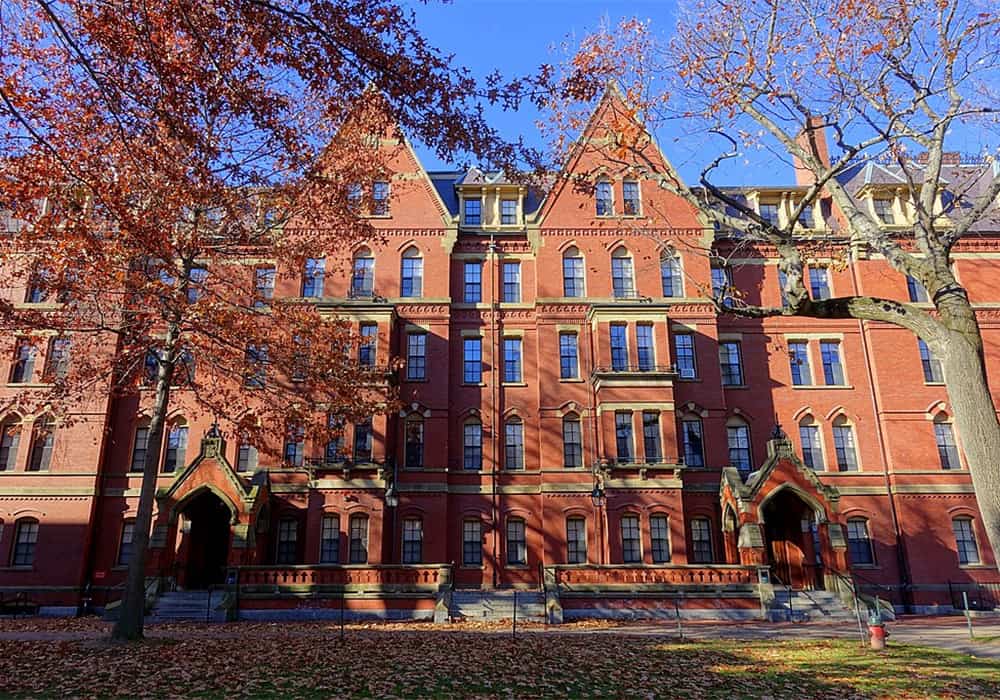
[591,482,606,565]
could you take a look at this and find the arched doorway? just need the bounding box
[179,490,232,589]
[761,489,824,590]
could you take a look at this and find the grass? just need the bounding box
[0,620,998,698]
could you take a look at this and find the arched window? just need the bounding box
[620,514,641,563]
[463,419,482,470]
[562,246,585,297]
[832,416,859,472]
[0,416,22,472]
[27,416,55,472]
[952,517,980,565]
[404,416,424,470]
[10,339,37,384]
[504,417,524,470]
[798,415,824,470]
[650,514,671,563]
[130,418,150,473]
[275,517,299,564]
[611,247,635,298]
[566,516,587,564]
[934,414,961,470]
[118,519,135,566]
[660,254,683,297]
[726,418,751,473]
[562,414,583,469]
[162,420,189,472]
[400,247,423,298]
[689,517,714,564]
[846,517,875,565]
[506,517,527,565]
[680,415,704,468]
[351,247,375,298]
[283,424,305,467]
[348,513,369,564]
[320,513,340,563]
[11,518,39,566]
[401,517,423,564]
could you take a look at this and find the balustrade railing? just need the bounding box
[550,564,758,587]
[237,564,450,589]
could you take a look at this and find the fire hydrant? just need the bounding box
[868,611,889,650]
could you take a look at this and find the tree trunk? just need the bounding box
[110,326,178,642]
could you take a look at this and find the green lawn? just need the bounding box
[1,621,998,698]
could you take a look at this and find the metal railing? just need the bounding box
[949,581,1000,612]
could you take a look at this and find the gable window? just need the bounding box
[719,341,744,386]
[562,415,583,469]
[464,261,482,303]
[727,421,751,473]
[681,418,705,468]
[402,517,423,564]
[621,514,641,563]
[44,338,71,381]
[758,202,779,227]
[406,333,426,381]
[846,518,875,566]
[559,333,579,379]
[27,418,55,472]
[130,423,149,473]
[820,340,845,385]
[873,197,895,225]
[118,520,135,566]
[463,420,482,470]
[611,249,635,298]
[595,181,613,216]
[302,258,325,298]
[507,518,527,565]
[504,418,524,470]
[349,513,369,564]
[690,518,714,563]
[400,248,423,297]
[674,332,697,379]
[275,518,298,564]
[163,424,189,472]
[636,325,655,371]
[237,442,259,472]
[622,180,640,215]
[501,199,518,225]
[788,341,812,386]
[372,181,390,216]
[934,418,960,470]
[351,251,375,298]
[953,517,980,565]
[353,419,373,463]
[404,418,424,470]
[463,198,482,225]
[320,514,340,563]
[809,268,831,300]
[463,519,482,566]
[503,337,522,383]
[799,420,824,470]
[833,418,859,472]
[11,519,39,566]
[615,411,633,463]
[254,266,276,309]
[502,262,521,303]
[566,517,587,564]
[651,515,671,563]
[610,324,628,371]
[10,340,37,384]
[358,323,377,368]
[562,248,585,297]
[798,204,815,229]
[463,337,482,383]
[642,411,661,463]
[0,419,21,471]
[919,339,944,383]
[661,256,682,297]
[907,275,929,303]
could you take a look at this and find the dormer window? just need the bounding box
[798,204,815,229]
[596,181,613,216]
[501,199,517,225]
[464,198,482,226]
[873,197,895,225]
[759,203,779,227]
[623,180,640,215]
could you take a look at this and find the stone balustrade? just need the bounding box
[550,565,758,587]
[236,564,450,589]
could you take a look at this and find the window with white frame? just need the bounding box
[463,198,482,225]
[406,333,426,381]
[562,247,585,297]
[820,340,845,385]
[809,268,831,300]
[719,341,744,386]
[651,515,670,563]
[400,248,423,298]
[907,275,929,302]
[351,251,374,297]
[502,262,521,303]
[320,514,340,563]
[562,415,583,469]
[727,421,751,473]
[788,341,812,386]
[464,261,482,303]
[26,418,54,472]
[799,419,824,470]
[302,257,325,298]
[621,514,641,563]
[117,520,135,566]
[507,518,527,565]
[559,333,579,379]
[349,514,369,564]
[690,517,713,563]
[402,517,423,564]
[566,517,587,564]
[611,249,635,298]
[282,425,304,467]
[503,337,522,383]
[681,417,705,468]
[404,418,424,470]
[615,412,633,463]
[463,420,482,470]
[674,332,697,379]
[504,417,524,470]
[833,417,859,472]
[953,517,980,565]
[0,417,21,471]
[595,181,613,216]
[847,518,875,565]
[463,338,482,384]
[642,411,661,463]
[919,339,944,383]
[873,197,895,225]
[623,180,640,215]
[610,324,628,371]
[661,255,682,297]
[275,518,298,564]
[934,418,961,470]
[463,519,482,566]
[11,518,39,566]
[163,423,189,472]
[636,324,655,371]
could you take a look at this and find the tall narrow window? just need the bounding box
[400,249,424,298]
[621,514,641,563]
[727,422,751,473]
[501,199,518,225]
[778,269,789,308]
[349,514,369,564]
[25,271,49,303]
[809,268,831,300]
[595,181,613,216]
[463,198,482,225]
[464,261,482,303]
[788,341,812,386]
[562,248,585,297]
[320,514,340,563]
[846,518,875,565]
[503,337,523,383]
[0,418,20,471]
[681,418,704,468]
[502,262,521,303]
[559,333,579,379]
[567,517,587,564]
[404,418,424,470]
[798,204,815,229]
[661,256,681,297]
[282,425,304,467]
[615,412,633,462]
[690,518,714,563]
[636,325,655,371]
[11,519,39,566]
[953,517,980,565]
[372,180,390,216]
[463,520,482,566]
[406,333,426,381]
[907,275,929,302]
[799,421,824,470]
[351,251,374,297]
[820,341,845,385]
[674,332,697,379]
[301,257,325,298]
[130,423,149,473]
[719,341,744,386]
[463,420,482,470]
[642,411,661,463]
[118,521,135,566]
[44,338,71,381]
[918,339,944,383]
[245,343,268,388]
[873,197,895,225]
[237,442,259,472]
[163,424,189,472]
[254,266,275,309]
[187,267,208,303]
[463,337,482,383]
[611,249,635,298]
[622,180,640,215]
[325,419,345,464]
[504,418,524,470]
[711,265,734,307]
[758,202,779,226]
[402,518,423,564]
[833,418,859,472]
[358,323,377,368]
[276,519,298,564]
[562,415,583,468]
[27,418,54,472]
[353,419,373,463]
[610,324,628,371]
[934,419,960,470]
[10,340,36,384]
[507,518,527,565]
[651,515,670,563]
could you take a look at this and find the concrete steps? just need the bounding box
[768,589,858,623]
[449,589,546,622]
[148,590,227,623]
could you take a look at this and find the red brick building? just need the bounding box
[2,92,997,620]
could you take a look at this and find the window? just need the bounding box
[11,519,38,566]
[934,420,960,470]
[502,262,521,303]
[621,515,641,563]
[175,347,196,386]
[674,333,697,379]
[809,268,831,300]
[651,515,670,563]
[719,341,744,386]
[788,341,812,386]
[847,518,875,565]
[610,324,628,371]
[562,248,585,297]
[559,333,579,379]
[505,418,524,470]
[245,343,268,388]
[873,197,895,225]
[404,418,424,470]
[611,250,635,298]
[320,514,340,563]
[907,275,929,302]
[727,422,751,472]
[622,180,640,215]
[351,252,374,297]
[118,521,135,566]
[503,337,522,383]
[27,418,54,472]
[276,518,298,564]
[798,204,815,229]
[758,202,779,227]
[237,443,258,472]
[279,425,304,467]
[44,338,71,380]
[372,180,389,216]
[464,261,482,303]
[463,337,482,383]
[463,520,482,566]
[25,271,49,303]
[463,420,482,470]
[349,514,369,564]
[642,411,661,463]
[799,422,824,470]
[690,518,713,563]
[400,249,423,297]
[507,518,527,565]
[711,265,732,301]
[661,256,681,297]
[0,419,20,471]
[130,424,149,473]
[325,427,345,464]
[681,418,704,468]
[615,412,633,462]
[140,349,160,385]
[353,419,373,462]
[833,418,859,472]
[501,199,518,225]
[254,266,275,309]
[359,323,377,368]
[10,340,36,383]
[567,517,587,564]
[562,415,583,468]
[187,267,208,303]
[778,269,789,308]
[953,517,980,565]
[595,181,613,216]
[919,339,944,383]
[302,257,325,298]
[406,333,426,381]
[463,198,482,225]
[820,340,845,385]
[636,325,655,371]
[402,518,423,564]
[163,424,189,472]
[347,183,363,209]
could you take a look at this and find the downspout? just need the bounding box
[489,230,500,588]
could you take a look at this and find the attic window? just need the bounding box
[758,203,779,227]
[873,198,895,225]
[501,199,517,225]
[596,181,613,217]
[464,198,482,226]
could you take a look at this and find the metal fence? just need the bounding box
[948,581,1000,611]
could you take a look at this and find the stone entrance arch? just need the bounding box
[176,488,234,589]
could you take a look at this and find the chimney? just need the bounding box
[793,116,831,186]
